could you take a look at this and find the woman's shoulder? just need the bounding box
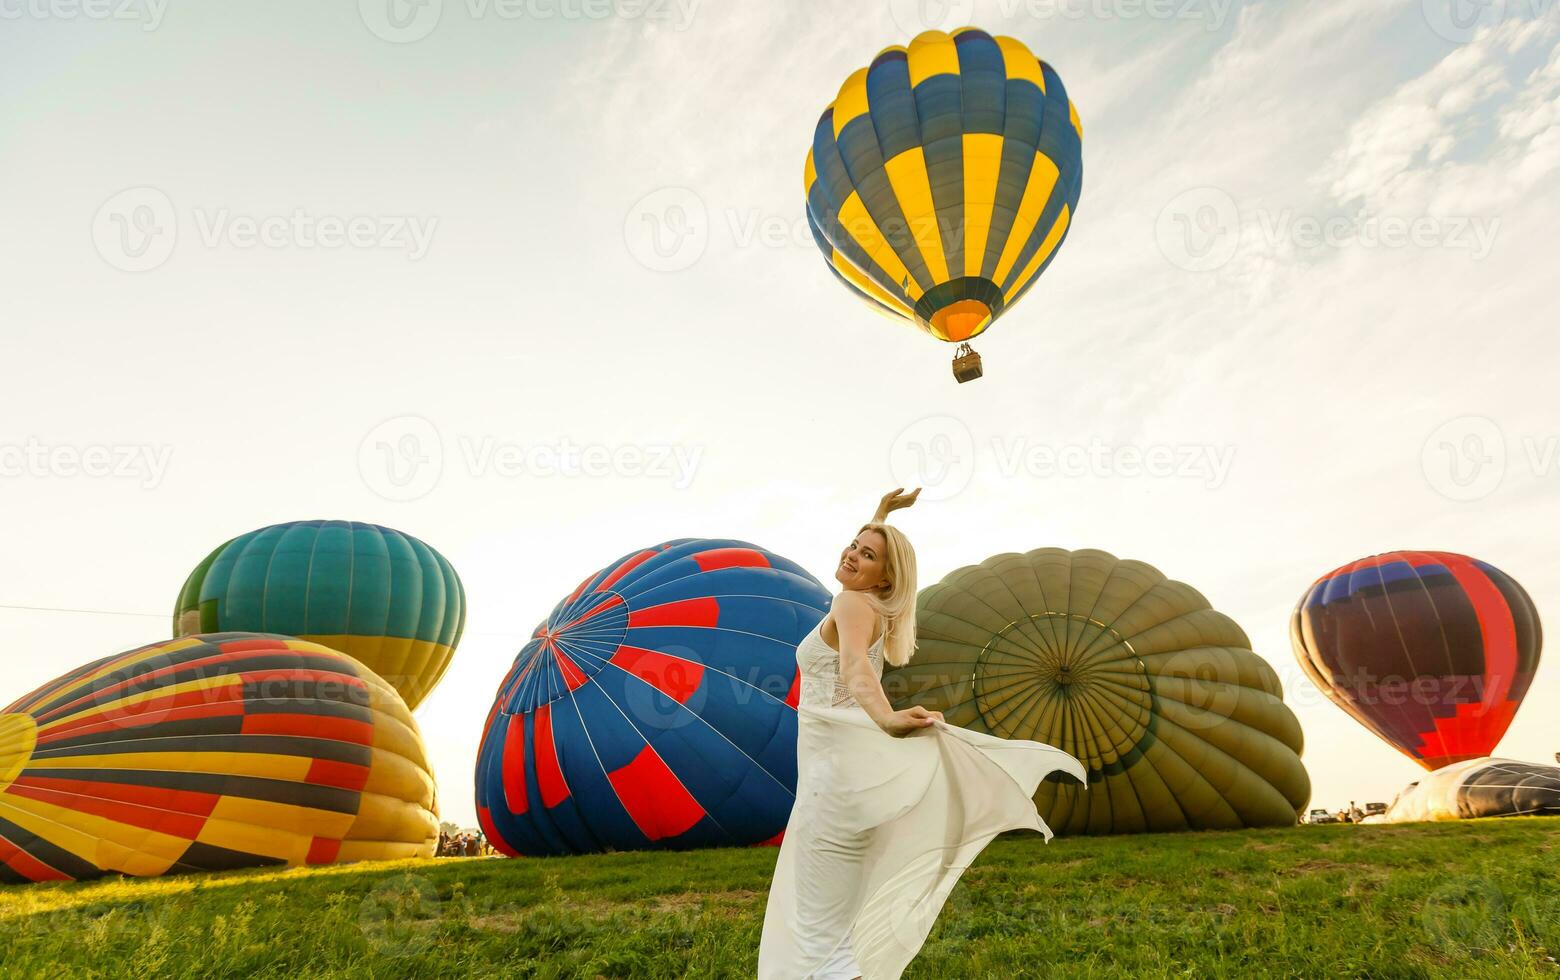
[830,588,856,605]
[830,590,883,626]
[830,589,876,614]
[824,591,885,648]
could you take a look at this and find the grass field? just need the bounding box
[1,818,1556,978]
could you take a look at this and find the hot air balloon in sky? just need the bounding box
[1291,551,1542,770]
[883,548,1310,835]
[805,27,1083,382]
[0,634,437,884]
[475,539,830,856]
[174,520,465,711]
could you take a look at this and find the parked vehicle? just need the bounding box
[1306,808,1340,824]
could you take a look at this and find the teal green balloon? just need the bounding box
[174,520,465,710]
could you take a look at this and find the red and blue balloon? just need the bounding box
[1291,551,1542,770]
[475,539,830,855]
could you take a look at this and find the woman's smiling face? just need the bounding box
[836,529,889,593]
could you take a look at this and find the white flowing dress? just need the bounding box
[758,619,1087,979]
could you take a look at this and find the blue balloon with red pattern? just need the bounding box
[474,539,830,855]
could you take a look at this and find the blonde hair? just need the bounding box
[851,522,918,668]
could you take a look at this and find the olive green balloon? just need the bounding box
[884,548,1311,834]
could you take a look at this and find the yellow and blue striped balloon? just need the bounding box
[805,28,1083,344]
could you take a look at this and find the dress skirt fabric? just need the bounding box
[758,702,1087,979]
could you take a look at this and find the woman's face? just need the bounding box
[836,529,890,593]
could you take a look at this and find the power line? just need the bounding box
[0,602,164,619]
[0,601,531,637]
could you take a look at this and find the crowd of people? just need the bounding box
[437,829,495,857]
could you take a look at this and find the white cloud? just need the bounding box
[1324,14,1560,215]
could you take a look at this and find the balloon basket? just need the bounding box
[952,343,983,384]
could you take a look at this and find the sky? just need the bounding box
[1,0,1556,830]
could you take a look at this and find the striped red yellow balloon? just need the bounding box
[0,634,437,884]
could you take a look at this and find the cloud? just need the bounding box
[1323,14,1560,215]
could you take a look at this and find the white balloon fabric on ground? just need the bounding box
[1374,757,1560,823]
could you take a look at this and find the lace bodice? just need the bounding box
[795,619,885,709]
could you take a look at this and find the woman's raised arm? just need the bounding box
[871,487,921,524]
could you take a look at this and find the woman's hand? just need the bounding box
[872,487,921,523]
[883,704,944,738]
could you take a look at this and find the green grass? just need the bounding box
[2,818,1556,978]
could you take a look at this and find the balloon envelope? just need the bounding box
[174,520,465,711]
[805,28,1083,343]
[1373,757,1560,822]
[475,539,829,856]
[0,634,437,884]
[885,548,1310,834]
[1291,551,1542,770]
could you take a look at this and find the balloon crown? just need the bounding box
[0,713,38,792]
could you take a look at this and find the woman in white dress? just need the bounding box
[758,489,1087,980]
